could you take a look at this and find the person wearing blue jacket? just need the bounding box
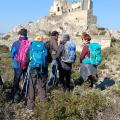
[10,28,28,102]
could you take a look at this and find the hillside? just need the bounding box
[0,38,120,120]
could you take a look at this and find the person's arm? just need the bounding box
[80,46,89,63]
[51,39,58,52]
[10,43,16,59]
[54,45,63,60]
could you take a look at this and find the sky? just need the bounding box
[0,0,120,33]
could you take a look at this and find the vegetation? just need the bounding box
[0,37,120,120]
[35,89,107,120]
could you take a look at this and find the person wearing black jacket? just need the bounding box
[55,34,73,91]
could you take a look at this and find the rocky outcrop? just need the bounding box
[0,0,111,50]
[0,15,111,51]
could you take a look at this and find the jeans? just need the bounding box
[48,60,58,86]
[11,68,27,98]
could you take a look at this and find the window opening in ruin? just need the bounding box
[57,7,60,11]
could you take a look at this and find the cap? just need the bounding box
[35,35,44,41]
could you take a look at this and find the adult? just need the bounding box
[10,28,30,102]
[80,33,98,87]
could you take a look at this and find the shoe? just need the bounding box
[47,77,54,86]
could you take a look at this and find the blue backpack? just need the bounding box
[82,43,102,65]
[29,41,48,71]
[62,41,76,63]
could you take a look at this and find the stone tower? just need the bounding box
[81,0,92,10]
[49,0,66,15]
[49,0,97,25]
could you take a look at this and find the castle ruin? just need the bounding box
[49,0,97,26]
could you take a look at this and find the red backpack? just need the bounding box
[15,40,31,70]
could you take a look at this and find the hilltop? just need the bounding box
[0,37,120,120]
[0,0,111,51]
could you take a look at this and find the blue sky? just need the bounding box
[0,0,120,33]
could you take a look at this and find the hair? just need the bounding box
[51,31,59,36]
[63,34,70,41]
[82,33,91,41]
[18,28,27,36]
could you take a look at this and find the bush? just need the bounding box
[0,45,9,53]
[99,47,117,69]
[0,45,13,81]
[35,89,107,120]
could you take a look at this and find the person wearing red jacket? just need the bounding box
[80,33,97,87]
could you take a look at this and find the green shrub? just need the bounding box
[0,45,13,81]
[35,89,107,120]
[0,45,9,53]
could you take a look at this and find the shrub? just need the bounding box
[0,45,13,81]
[35,89,107,120]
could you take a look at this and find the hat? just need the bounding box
[18,28,27,36]
[35,35,44,41]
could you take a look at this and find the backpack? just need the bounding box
[15,40,31,70]
[29,41,48,72]
[62,41,76,63]
[82,43,102,65]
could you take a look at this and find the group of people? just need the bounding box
[10,28,100,111]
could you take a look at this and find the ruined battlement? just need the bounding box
[49,0,97,26]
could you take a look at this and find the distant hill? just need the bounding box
[0,33,3,37]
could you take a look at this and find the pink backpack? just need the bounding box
[15,40,31,70]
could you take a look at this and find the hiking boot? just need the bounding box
[47,77,55,87]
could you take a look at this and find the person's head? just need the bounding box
[35,35,44,41]
[51,31,59,41]
[63,34,70,43]
[82,33,91,44]
[18,28,27,37]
